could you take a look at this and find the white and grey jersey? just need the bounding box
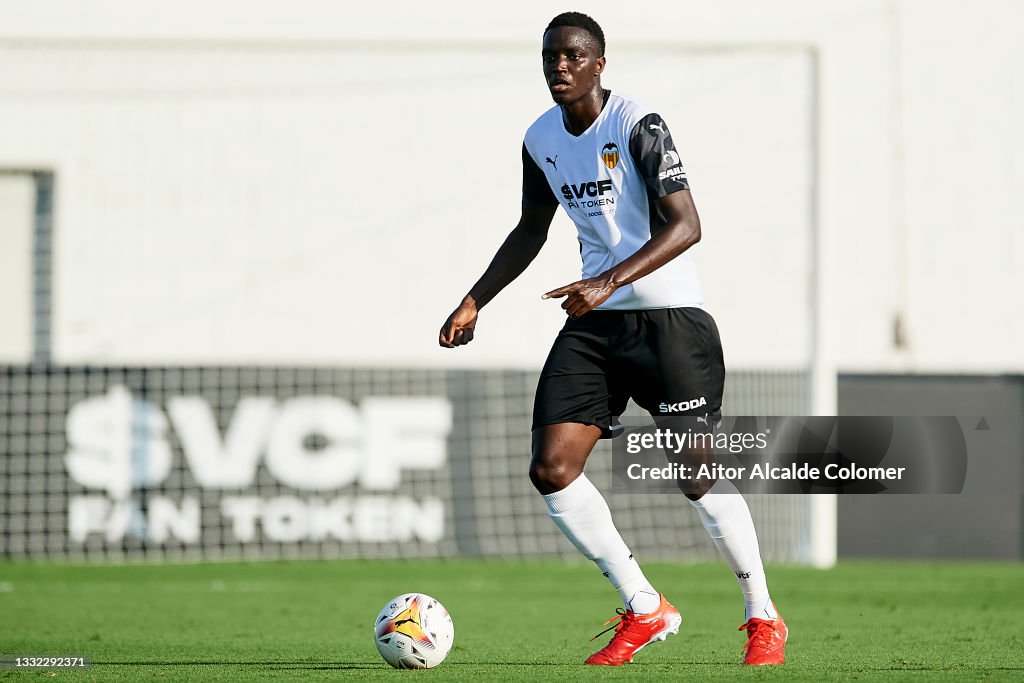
[522,91,703,310]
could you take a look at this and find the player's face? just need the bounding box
[541,27,605,105]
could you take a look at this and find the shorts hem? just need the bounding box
[531,418,622,439]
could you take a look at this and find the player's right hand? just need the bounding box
[439,299,479,348]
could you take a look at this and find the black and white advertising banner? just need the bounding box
[0,366,1003,562]
[1,366,491,560]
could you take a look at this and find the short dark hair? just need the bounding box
[544,12,606,56]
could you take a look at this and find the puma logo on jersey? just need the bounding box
[649,122,666,134]
[560,179,614,200]
[545,155,558,170]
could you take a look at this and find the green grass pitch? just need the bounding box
[2,559,1022,680]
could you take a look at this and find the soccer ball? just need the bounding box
[374,593,454,669]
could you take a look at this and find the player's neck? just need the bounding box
[560,88,610,137]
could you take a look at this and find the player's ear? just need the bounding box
[595,56,606,75]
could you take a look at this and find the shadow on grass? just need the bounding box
[99,661,380,667]
[98,660,731,669]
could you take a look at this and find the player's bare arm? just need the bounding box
[543,189,701,318]
[438,202,557,348]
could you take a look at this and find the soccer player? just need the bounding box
[439,12,787,667]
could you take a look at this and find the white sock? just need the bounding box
[544,474,661,614]
[688,478,777,621]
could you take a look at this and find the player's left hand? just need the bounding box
[542,276,617,318]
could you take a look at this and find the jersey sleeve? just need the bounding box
[521,144,558,208]
[628,113,690,197]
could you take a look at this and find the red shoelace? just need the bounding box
[738,618,779,653]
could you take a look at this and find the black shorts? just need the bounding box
[533,307,725,438]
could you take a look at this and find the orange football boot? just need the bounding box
[738,606,788,665]
[585,594,682,666]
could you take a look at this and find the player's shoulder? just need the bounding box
[606,91,655,120]
[606,91,658,126]
[524,105,563,149]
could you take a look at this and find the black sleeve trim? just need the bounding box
[521,144,558,208]
[627,113,690,197]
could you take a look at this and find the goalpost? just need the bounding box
[807,50,839,570]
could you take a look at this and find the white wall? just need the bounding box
[897,0,1024,371]
[0,0,1020,372]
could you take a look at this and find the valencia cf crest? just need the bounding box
[601,142,619,170]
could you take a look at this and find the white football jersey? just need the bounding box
[522,91,703,310]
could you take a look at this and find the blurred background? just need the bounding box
[1,0,1021,567]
